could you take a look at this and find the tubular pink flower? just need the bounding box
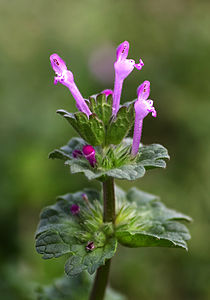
[113,41,144,116]
[82,145,96,167]
[131,81,157,156]
[50,54,91,117]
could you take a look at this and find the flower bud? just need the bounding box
[72,149,82,158]
[83,145,96,167]
[86,241,95,251]
[70,204,80,215]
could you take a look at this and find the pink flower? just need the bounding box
[82,145,96,167]
[50,54,91,117]
[131,81,157,156]
[70,204,80,215]
[113,41,144,116]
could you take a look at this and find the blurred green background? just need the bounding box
[1,0,210,299]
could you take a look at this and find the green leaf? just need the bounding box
[36,273,127,300]
[35,189,117,276]
[136,143,170,170]
[49,138,169,181]
[106,103,134,145]
[56,95,135,147]
[88,94,113,126]
[49,137,84,160]
[57,109,105,146]
[115,187,191,250]
[65,237,117,276]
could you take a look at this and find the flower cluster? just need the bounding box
[50,41,156,161]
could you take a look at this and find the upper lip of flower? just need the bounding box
[116,40,130,61]
[50,53,67,76]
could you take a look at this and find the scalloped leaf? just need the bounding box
[56,94,135,147]
[49,137,84,160]
[65,238,117,276]
[36,273,127,300]
[115,187,191,250]
[49,138,169,181]
[35,189,117,276]
[57,110,105,146]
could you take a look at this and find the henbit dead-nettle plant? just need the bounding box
[35,41,191,300]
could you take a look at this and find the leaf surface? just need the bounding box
[35,189,117,276]
[115,187,191,250]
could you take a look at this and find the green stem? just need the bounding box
[103,177,115,223]
[89,177,115,300]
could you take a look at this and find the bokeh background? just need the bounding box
[1,0,210,299]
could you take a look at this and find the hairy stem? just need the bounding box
[103,177,115,223]
[89,177,115,300]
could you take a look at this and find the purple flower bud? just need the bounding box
[101,89,113,97]
[83,145,96,167]
[72,149,83,158]
[50,53,91,117]
[113,41,144,116]
[86,241,95,251]
[82,193,89,202]
[131,81,157,156]
[70,204,80,215]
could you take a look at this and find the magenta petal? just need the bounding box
[102,89,113,96]
[134,59,144,70]
[114,59,135,79]
[72,149,82,158]
[137,80,150,100]
[132,83,157,156]
[83,145,96,167]
[50,54,91,117]
[116,41,129,61]
[151,108,157,117]
[70,204,80,215]
[50,53,67,75]
[83,145,95,156]
[54,77,58,85]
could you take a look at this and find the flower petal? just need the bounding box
[101,89,113,96]
[116,41,129,61]
[50,53,67,75]
[137,80,150,100]
[134,59,144,70]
